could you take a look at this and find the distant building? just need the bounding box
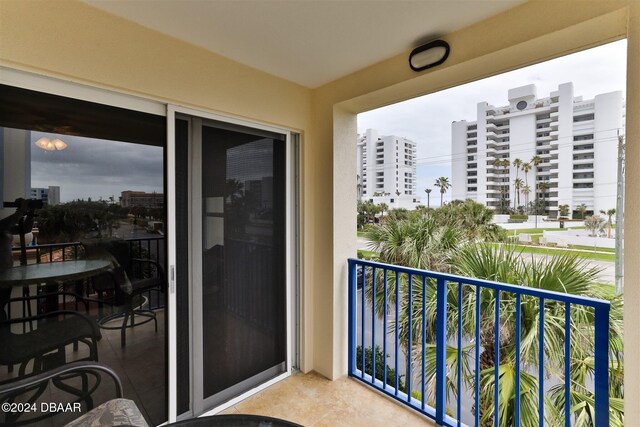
[357,129,420,210]
[30,185,60,206]
[451,83,623,217]
[120,190,164,209]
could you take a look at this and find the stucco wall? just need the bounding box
[311,6,639,427]
[1,0,640,421]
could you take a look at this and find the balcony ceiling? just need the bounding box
[83,0,525,88]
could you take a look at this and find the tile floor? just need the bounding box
[221,371,435,426]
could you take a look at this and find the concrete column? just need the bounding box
[624,2,640,420]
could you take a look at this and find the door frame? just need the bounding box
[166,105,299,421]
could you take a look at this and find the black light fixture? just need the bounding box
[409,40,450,72]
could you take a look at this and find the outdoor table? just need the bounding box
[0,259,113,314]
[0,259,112,288]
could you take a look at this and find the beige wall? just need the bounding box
[2,0,640,421]
[0,0,311,130]
[0,0,316,371]
[311,4,640,425]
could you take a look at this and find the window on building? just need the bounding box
[573,113,595,122]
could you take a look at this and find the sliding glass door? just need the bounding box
[176,114,292,416]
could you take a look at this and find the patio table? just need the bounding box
[0,259,112,289]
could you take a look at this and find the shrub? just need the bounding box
[355,345,406,392]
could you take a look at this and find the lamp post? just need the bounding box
[425,188,432,209]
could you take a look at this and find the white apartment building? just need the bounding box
[30,186,60,206]
[357,128,420,210]
[451,83,623,217]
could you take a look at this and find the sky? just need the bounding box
[30,132,163,203]
[357,40,627,203]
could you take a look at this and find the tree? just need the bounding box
[599,208,616,238]
[357,200,380,227]
[521,185,531,211]
[365,238,623,427]
[431,199,507,242]
[577,203,588,219]
[530,156,542,213]
[512,158,522,208]
[425,188,432,209]
[558,204,570,218]
[584,214,605,237]
[513,178,523,208]
[434,177,451,207]
[537,182,550,215]
[378,203,389,222]
[521,162,531,190]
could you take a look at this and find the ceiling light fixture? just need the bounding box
[409,40,450,72]
[35,137,68,151]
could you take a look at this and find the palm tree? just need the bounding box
[513,178,523,208]
[521,185,531,210]
[537,182,550,215]
[599,208,616,238]
[521,162,531,189]
[378,203,388,222]
[453,245,623,426]
[577,203,588,219]
[512,158,522,209]
[366,238,624,427]
[434,177,451,207]
[530,156,542,215]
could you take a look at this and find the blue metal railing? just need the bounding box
[348,258,611,427]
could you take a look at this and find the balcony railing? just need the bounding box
[12,236,165,310]
[348,258,610,427]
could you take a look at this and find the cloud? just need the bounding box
[30,133,163,202]
[358,40,627,198]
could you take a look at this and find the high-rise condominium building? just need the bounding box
[357,128,420,210]
[451,83,623,217]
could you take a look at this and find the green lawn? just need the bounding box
[503,226,585,235]
[570,245,616,253]
[357,249,379,259]
[489,243,615,262]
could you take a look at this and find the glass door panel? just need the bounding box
[198,120,287,407]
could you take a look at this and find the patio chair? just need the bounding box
[84,240,165,347]
[0,300,102,377]
[0,361,148,427]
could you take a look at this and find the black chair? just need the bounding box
[85,240,165,347]
[0,298,102,377]
[0,361,131,426]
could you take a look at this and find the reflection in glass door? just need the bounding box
[191,118,288,412]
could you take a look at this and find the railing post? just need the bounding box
[348,259,357,376]
[594,304,610,427]
[435,277,447,425]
